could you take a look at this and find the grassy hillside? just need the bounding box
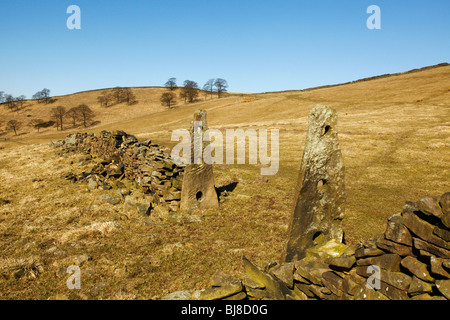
[0,64,449,299]
[0,86,179,146]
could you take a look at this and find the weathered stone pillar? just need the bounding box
[180,110,219,212]
[283,105,345,262]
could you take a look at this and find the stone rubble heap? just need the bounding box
[164,192,450,300]
[51,131,185,217]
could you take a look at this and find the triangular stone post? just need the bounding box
[283,105,345,262]
[180,110,219,212]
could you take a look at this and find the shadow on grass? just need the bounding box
[216,181,239,199]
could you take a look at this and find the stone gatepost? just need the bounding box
[180,110,219,212]
[283,105,345,262]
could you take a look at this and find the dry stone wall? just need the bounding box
[52,131,184,217]
[164,192,450,300]
[51,129,450,300]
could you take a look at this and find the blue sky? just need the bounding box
[0,0,449,97]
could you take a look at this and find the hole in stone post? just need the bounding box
[196,191,203,201]
[321,125,331,136]
[312,231,323,243]
[317,179,327,188]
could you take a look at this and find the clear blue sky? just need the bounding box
[0,0,449,97]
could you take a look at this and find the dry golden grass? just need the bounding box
[0,64,449,299]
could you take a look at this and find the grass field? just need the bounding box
[0,64,449,299]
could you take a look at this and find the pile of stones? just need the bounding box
[164,193,450,300]
[51,131,185,216]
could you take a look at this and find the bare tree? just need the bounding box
[214,78,228,98]
[51,106,66,130]
[32,89,51,104]
[4,94,17,111]
[97,94,106,107]
[41,88,51,104]
[160,92,177,108]
[179,90,187,104]
[32,91,43,103]
[165,78,177,91]
[99,87,137,107]
[6,120,22,136]
[15,95,26,111]
[0,91,4,104]
[112,87,125,104]
[98,93,113,108]
[66,107,80,127]
[76,104,95,128]
[123,87,137,105]
[203,79,215,99]
[181,80,199,103]
[29,119,45,133]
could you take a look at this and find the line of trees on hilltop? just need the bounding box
[0,88,55,113]
[1,87,99,136]
[97,87,137,108]
[160,78,228,108]
[32,88,52,104]
[0,91,28,112]
[1,86,139,137]
[2,104,96,136]
[1,78,229,136]
[50,104,96,131]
